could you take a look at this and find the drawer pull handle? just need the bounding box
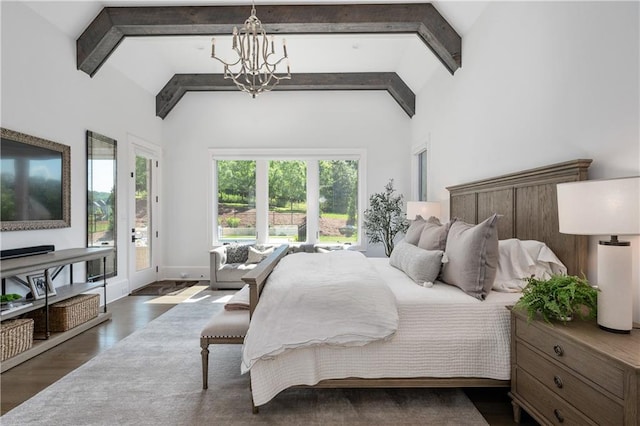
[553,375,563,388]
[554,409,565,423]
[553,344,564,356]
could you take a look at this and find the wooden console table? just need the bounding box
[0,247,113,372]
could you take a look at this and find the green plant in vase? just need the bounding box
[514,274,598,324]
[363,179,408,257]
[0,293,22,303]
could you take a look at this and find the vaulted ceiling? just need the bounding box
[24,1,488,118]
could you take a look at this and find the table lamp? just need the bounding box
[406,201,441,221]
[557,176,640,333]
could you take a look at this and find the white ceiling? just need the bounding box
[23,1,487,96]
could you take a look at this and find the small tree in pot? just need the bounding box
[363,179,409,257]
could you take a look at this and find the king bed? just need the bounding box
[240,159,592,411]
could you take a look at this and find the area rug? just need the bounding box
[130,280,200,296]
[1,291,489,425]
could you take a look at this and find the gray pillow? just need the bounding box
[417,216,453,251]
[441,214,499,300]
[390,241,444,284]
[226,244,251,264]
[404,215,426,245]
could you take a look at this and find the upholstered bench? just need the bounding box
[200,309,249,389]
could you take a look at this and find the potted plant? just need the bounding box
[514,274,598,324]
[363,179,409,257]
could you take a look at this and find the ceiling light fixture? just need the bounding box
[211,2,291,98]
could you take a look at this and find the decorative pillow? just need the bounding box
[520,240,567,278]
[404,215,426,245]
[226,244,251,264]
[417,216,454,251]
[493,239,568,292]
[247,246,274,264]
[390,241,444,285]
[494,238,536,292]
[441,214,499,300]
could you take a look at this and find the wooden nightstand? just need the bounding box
[509,308,639,425]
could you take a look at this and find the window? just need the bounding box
[417,150,427,201]
[412,145,428,201]
[268,160,306,242]
[216,160,256,242]
[319,160,359,244]
[211,150,365,248]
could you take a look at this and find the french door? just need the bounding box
[128,143,160,291]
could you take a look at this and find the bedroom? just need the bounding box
[1,0,639,424]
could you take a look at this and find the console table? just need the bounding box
[0,247,113,372]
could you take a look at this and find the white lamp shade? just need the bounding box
[557,176,640,236]
[406,201,441,220]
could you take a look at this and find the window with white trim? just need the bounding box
[211,150,365,248]
[418,150,427,201]
[412,146,428,201]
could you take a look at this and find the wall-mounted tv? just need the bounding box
[1,128,70,231]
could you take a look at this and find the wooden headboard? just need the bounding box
[447,159,592,276]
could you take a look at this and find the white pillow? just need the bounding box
[494,239,535,292]
[521,240,567,277]
[390,241,443,285]
[493,239,567,292]
[247,246,274,264]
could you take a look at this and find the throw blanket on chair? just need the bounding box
[241,251,398,373]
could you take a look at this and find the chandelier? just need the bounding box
[211,2,291,98]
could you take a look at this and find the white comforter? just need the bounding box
[241,251,399,373]
[248,257,522,406]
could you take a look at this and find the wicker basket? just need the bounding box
[1,318,34,361]
[28,293,100,332]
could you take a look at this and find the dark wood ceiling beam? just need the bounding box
[156,73,416,119]
[77,4,461,77]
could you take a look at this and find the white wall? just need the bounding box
[3,1,638,321]
[1,2,163,303]
[160,89,412,276]
[412,1,640,321]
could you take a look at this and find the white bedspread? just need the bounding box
[248,257,521,406]
[241,251,399,373]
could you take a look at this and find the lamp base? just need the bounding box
[597,242,633,334]
[598,324,631,334]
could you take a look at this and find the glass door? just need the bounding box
[129,146,159,291]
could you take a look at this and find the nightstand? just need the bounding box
[509,308,639,425]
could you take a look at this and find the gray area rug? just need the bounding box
[2,291,489,425]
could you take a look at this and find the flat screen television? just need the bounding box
[1,128,70,231]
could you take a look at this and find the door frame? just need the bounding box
[127,135,162,292]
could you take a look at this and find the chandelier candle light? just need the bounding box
[211,2,291,98]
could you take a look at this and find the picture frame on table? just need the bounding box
[27,273,56,300]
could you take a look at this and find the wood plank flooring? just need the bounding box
[1,294,537,425]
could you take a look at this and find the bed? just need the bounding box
[241,159,592,411]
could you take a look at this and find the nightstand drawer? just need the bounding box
[516,341,623,425]
[515,317,624,398]
[515,368,596,426]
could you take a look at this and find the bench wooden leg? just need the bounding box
[200,339,209,390]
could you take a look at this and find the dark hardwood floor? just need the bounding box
[1,293,537,425]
